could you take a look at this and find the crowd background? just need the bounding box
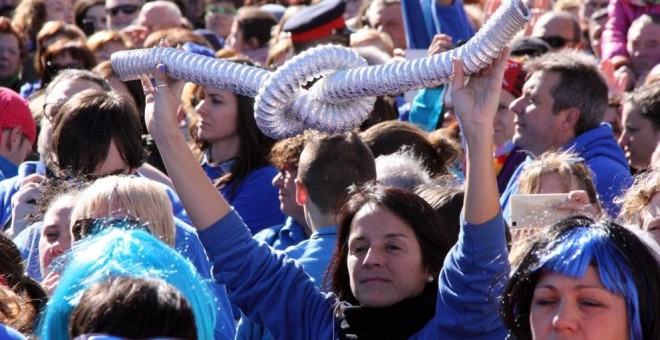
[0,0,658,338]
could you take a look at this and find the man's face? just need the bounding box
[511,71,568,156]
[0,34,20,79]
[41,79,104,160]
[532,14,580,51]
[366,3,406,50]
[588,14,608,58]
[106,0,143,30]
[580,0,609,24]
[627,22,660,77]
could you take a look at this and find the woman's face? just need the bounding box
[347,203,429,307]
[641,192,660,245]
[204,2,236,38]
[530,266,629,340]
[46,0,73,23]
[0,33,20,79]
[38,199,75,277]
[95,41,126,62]
[618,102,660,170]
[493,90,517,147]
[84,4,108,33]
[195,86,239,143]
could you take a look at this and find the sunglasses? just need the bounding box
[105,4,140,16]
[205,4,236,15]
[72,217,150,241]
[46,61,82,76]
[539,36,573,49]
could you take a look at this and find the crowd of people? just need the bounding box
[0,0,658,338]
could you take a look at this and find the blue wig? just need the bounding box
[533,225,642,340]
[37,229,216,340]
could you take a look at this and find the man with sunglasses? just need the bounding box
[105,0,144,30]
[531,11,583,51]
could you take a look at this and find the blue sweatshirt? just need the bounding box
[401,0,475,49]
[501,124,632,221]
[253,216,308,251]
[202,160,285,234]
[199,209,509,339]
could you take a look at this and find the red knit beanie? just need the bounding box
[502,60,526,98]
[0,87,37,145]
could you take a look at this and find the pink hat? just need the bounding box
[0,87,36,145]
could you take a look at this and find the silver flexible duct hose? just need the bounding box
[112,0,530,138]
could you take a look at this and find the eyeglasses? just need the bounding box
[105,4,140,16]
[539,36,573,49]
[42,101,65,122]
[205,4,236,15]
[72,216,150,241]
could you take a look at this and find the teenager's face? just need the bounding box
[39,199,75,277]
[619,102,660,170]
[530,266,630,340]
[348,203,429,307]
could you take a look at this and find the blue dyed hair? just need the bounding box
[37,229,216,340]
[502,216,660,340]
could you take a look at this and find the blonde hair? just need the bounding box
[86,30,133,53]
[518,150,598,205]
[617,170,660,227]
[70,176,175,246]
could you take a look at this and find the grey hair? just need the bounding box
[376,147,432,191]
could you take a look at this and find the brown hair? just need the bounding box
[617,170,660,227]
[40,39,97,85]
[268,131,318,170]
[86,30,133,52]
[11,0,47,43]
[34,21,86,75]
[69,277,197,339]
[360,120,457,177]
[298,132,376,215]
[52,90,145,177]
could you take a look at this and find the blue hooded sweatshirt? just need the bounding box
[501,124,632,222]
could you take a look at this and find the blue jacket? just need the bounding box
[253,216,308,251]
[199,209,509,339]
[401,0,475,49]
[202,161,285,234]
[236,225,336,340]
[0,155,18,181]
[0,161,192,226]
[501,124,632,221]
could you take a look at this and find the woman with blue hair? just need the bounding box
[502,216,660,339]
[36,228,216,340]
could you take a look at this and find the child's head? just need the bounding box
[518,150,598,204]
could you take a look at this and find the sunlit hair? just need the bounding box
[268,130,319,170]
[37,229,216,340]
[502,216,660,340]
[34,21,86,75]
[330,182,452,306]
[70,176,175,246]
[518,150,599,208]
[376,147,431,191]
[617,169,660,227]
[86,30,133,53]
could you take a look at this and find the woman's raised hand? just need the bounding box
[451,48,510,135]
[141,41,186,138]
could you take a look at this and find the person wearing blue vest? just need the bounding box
[144,42,511,338]
[500,49,632,222]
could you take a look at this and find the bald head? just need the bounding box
[136,1,182,32]
[532,11,582,51]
